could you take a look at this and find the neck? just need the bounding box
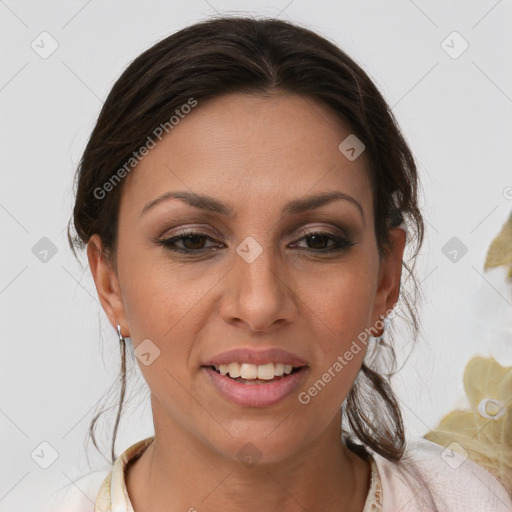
[126,408,371,512]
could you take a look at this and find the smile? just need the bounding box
[212,362,302,380]
[203,364,308,407]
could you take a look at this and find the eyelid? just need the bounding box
[156,224,355,257]
[158,222,349,243]
[293,224,348,238]
[158,224,221,241]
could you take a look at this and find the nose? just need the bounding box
[219,242,298,334]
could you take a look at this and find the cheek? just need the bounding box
[119,249,215,340]
[116,271,186,386]
[305,263,376,337]
[118,262,202,412]
[301,265,375,392]
[299,283,372,415]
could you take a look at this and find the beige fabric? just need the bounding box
[48,436,512,511]
[94,436,382,512]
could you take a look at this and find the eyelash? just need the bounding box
[157,228,355,255]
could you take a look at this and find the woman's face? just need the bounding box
[88,91,405,465]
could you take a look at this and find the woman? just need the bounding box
[52,16,511,512]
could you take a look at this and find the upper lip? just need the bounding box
[203,348,308,367]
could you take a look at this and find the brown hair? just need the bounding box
[68,15,438,508]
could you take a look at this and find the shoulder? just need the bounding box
[373,437,512,512]
[43,467,112,512]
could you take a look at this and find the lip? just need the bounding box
[203,348,308,367]
[203,366,309,407]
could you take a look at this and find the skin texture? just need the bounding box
[87,91,406,512]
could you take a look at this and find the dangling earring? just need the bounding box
[117,324,125,344]
[117,324,133,355]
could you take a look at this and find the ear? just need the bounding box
[87,234,129,336]
[370,227,407,336]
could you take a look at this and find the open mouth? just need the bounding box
[202,362,309,406]
[207,364,306,384]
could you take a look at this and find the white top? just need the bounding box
[46,437,511,512]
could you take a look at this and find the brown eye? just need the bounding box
[181,234,208,250]
[158,229,224,254]
[290,230,355,253]
[304,233,332,250]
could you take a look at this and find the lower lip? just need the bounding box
[203,366,308,407]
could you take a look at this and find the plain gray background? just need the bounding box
[1,0,511,510]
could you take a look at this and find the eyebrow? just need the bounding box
[140,190,365,224]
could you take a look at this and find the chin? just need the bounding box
[207,430,306,468]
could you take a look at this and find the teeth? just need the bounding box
[274,363,285,376]
[257,363,274,380]
[240,363,259,379]
[228,362,240,378]
[214,362,298,380]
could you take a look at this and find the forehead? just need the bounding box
[120,92,373,220]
